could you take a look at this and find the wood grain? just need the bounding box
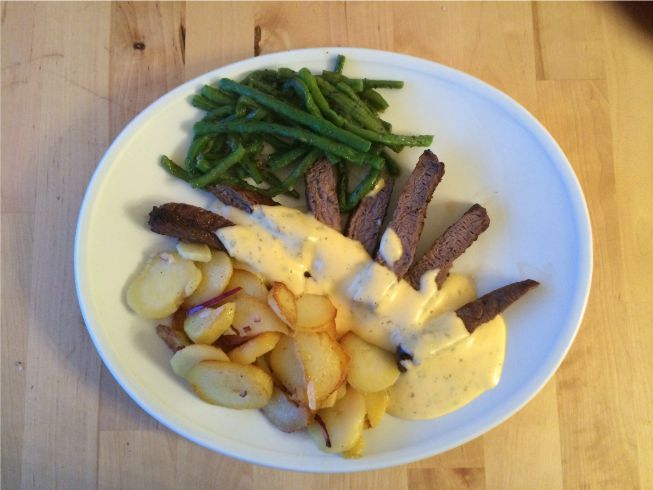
[2,2,652,489]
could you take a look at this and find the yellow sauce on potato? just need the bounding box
[215,204,505,419]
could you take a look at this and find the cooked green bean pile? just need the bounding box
[161,55,433,211]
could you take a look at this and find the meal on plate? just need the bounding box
[125,55,539,458]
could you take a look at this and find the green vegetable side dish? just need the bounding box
[161,54,434,211]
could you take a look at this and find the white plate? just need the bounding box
[75,48,592,472]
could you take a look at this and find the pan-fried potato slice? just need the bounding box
[335,383,347,401]
[268,282,297,327]
[183,251,233,308]
[127,252,201,319]
[232,259,265,281]
[261,387,311,433]
[269,335,306,401]
[228,332,281,364]
[183,302,236,344]
[295,294,336,328]
[317,390,338,409]
[254,353,272,376]
[363,390,389,428]
[295,319,337,339]
[232,295,290,336]
[342,434,365,459]
[340,332,400,393]
[186,360,273,409]
[295,332,348,404]
[176,241,212,262]
[307,388,366,453]
[170,344,229,378]
[216,334,251,351]
[226,269,268,302]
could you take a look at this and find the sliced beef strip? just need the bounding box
[207,184,278,213]
[405,203,490,289]
[346,175,395,256]
[304,158,342,232]
[148,202,231,249]
[456,279,540,333]
[376,150,445,278]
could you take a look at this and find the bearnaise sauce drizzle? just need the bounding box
[215,204,505,419]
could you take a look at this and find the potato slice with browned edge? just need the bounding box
[127,252,201,319]
[183,302,236,344]
[261,387,311,433]
[228,332,281,364]
[335,383,347,401]
[363,390,389,428]
[170,344,229,378]
[317,390,338,409]
[340,332,400,393]
[226,269,268,302]
[183,251,233,308]
[295,319,337,338]
[176,241,212,262]
[295,294,336,328]
[295,332,348,405]
[268,282,297,327]
[254,354,272,376]
[186,360,273,409]
[232,295,290,336]
[269,335,306,401]
[307,388,366,453]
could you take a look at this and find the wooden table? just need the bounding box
[2,2,652,489]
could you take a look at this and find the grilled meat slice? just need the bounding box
[148,202,231,248]
[376,150,445,278]
[207,184,278,213]
[304,158,342,231]
[406,203,490,289]
[346,175,395,256]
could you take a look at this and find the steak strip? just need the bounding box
[405,203,490,289]
[456,279,540,333]
[207,184,278,213]
[304,158,342,231]
[148,202,231,249]
[376,150,445,277]
[346,175,395,256]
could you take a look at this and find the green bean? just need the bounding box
[260,134,291,151]
[191,95,219,111]
[287,77,322,118]
[325,151,340,164]
[330,89,386,133]
[363,79,404,89]
[267,145,310,170]
[360,89,389,112]
[201,85,235,105]
[277,67,297,79]
[219,78,371,152]
[382,150,401,176]
[189,144,247,188]
[203,105,235,121]
[184,135,213,172]
[334,54,346,74]
[321,71,364,92]
[245,107,269,121]
[247,77,281,96]
[245,69,279,82]
[346,167,382,211]
[161,155,193,182]
[341,120,433,148]
[260,170,300,198]
[194,120,383,168]
[273,148,322,192]
[241,156,264,184]
[337,161,349,210]
[202,135,227,160]
[297,68,345,127]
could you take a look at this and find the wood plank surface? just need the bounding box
[2,2,652,489]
